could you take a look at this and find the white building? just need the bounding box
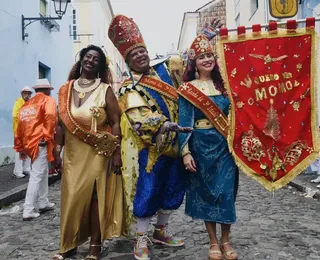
[227,0,320,33]
[177,12,199,54]
[71,0,126,91]
[177,0,227,55]
[0,0,73,163]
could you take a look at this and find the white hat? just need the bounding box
[33,78,54,90]
[21,86,32,93]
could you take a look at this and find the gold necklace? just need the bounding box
[78,77,95,85]
[74,78,101,99]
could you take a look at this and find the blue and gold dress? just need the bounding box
[178,79,239,224]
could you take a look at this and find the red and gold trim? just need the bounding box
[178,82,229,138]
[58,81,118,157]
[124,76,178,101]
[216,18,319,191]
[108,14,146,59]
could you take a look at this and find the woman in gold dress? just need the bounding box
[52,45,122,260]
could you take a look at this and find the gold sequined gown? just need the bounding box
[60,83,123,253]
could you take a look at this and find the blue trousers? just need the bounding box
[133,148,185,218]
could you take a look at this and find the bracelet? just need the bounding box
[182,151,191,157]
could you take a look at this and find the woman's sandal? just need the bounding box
[84,244,102,260]
[208,243,223,260]
[220,242,238,260]
[52,247,77,260]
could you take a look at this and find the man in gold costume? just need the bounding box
[108,14,191,260]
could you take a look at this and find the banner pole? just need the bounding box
[223,17,320,33]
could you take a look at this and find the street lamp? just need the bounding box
[22,0,71,40]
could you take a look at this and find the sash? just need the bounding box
[58,81,118,157]
[123,76,178,101]
[178,82,229,138]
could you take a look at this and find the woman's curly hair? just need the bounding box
[68,45,113,84]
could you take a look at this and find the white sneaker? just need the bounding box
[317,184,320,189]
[12,172,26,179]
[23,211,40,221]
[311,176,320,183]
[39,202,55,213]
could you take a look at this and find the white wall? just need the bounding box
[226,0,269,30]
[72,0,125,90]
[0,0,73,147]
[178,13,199,52]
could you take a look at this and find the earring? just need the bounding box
[195,68,199,79]
[97,72,100,79]
[80,66,82,74]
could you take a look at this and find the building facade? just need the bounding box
[71,0,126,92]
[177,0,227,55]
[0,0,73,161]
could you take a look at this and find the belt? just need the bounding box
[194,119,213,129]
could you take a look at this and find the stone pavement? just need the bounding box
[0,164,60,209]
[1,173,320,260]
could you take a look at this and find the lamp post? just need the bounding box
[22,0,70,40]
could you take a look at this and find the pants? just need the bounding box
[23,146,49,214]
[133,149,185,218]
[13,152,31,174]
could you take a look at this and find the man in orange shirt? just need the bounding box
[14,79,57,221]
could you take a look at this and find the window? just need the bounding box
[39,66,46,79]
[250,0,258,16]
[40,0,47,16]
[72,9,78,41]
[38,62,51,81]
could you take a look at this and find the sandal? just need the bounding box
[52,248,77,260]
[220,242,238,260]
[208,243,223,260]
[84,244,102,260]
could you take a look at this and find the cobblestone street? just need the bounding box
[1,173,320,260]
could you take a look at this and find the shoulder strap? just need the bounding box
[58,81,118,157]
[178,82,229,138]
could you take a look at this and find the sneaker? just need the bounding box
[12,172,26,179]
[311,176,320,183]
[317,184,320,189]
[134,233,152,260]
[152,224,184,247]
[39,202,55,213]
[23,211,40,221]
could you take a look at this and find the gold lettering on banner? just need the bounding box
[256,88,267,101]
[278,83,286,93]
[265,75,271,82]
[285,81,293,90]
[269,85,278,97]
[254,74,280,85]
[259,76,265,83]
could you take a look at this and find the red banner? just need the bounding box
[217,20,319,191]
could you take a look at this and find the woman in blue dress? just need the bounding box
[178,35,239,260]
